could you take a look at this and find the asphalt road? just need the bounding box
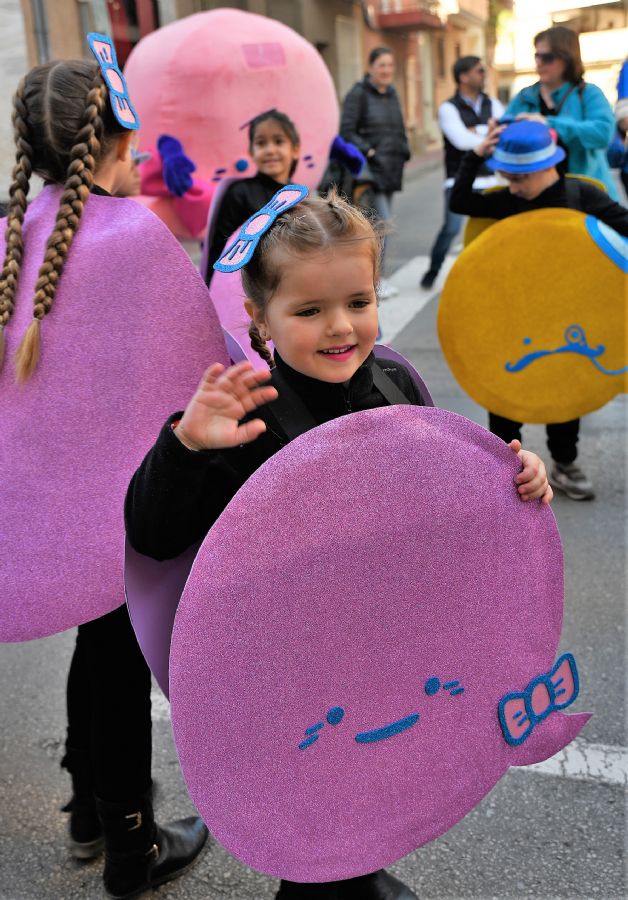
[0,165,625,900]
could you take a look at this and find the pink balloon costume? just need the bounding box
[124,9,339,240]
[164,405,589,881]
[0,180,227,642]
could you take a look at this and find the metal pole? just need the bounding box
[30,0,51,63]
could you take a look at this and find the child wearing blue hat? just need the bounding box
[449,119,628,500]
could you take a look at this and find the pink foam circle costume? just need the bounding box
[124,9,339,238]
[0,187,228,642]
[169,405,589,881]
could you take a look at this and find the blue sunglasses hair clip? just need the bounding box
[87,32,140,131]
[213,184,309,273]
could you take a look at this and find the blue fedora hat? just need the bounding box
[486,121,566,174]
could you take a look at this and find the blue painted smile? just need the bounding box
[505,325,627,376]
[354,713,420,744]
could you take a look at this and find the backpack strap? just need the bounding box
[266,367,317,442]
[371,363,413,406]
[266,361,412,443]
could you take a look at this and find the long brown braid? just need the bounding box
[0,77,33,369]
[241,190,381,365]
[0,59,125,381]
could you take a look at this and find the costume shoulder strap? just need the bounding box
[266,367,317,441]
[371,363,413,406]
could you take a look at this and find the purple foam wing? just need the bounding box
[0,186,228,642]
[168,406,585,881]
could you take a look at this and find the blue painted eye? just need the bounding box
[326,706,345,726]
[424,677,440,696]
[235,158,249,172]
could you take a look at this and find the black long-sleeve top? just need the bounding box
[339,77,410,194]
[125,351,425,561]
[205,171,285,283]
[450,150,628,236]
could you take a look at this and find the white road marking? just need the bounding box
[151,688,625,788]
[522,737,628,787]
[378,254,456,344]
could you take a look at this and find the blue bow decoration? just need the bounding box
[498,653,579,747]
[214,184,309,273]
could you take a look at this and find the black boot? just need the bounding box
[61,748,104,859]
[96,791,208,899]
[276,881,343,899]
[338,870,419,899]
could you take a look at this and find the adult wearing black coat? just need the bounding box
[340,47,410,296]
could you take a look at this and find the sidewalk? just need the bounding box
[404,146,443,182]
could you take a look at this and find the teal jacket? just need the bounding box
[507,82,618,199]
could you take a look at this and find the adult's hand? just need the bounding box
[473,119,505,158]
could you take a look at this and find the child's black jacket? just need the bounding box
[450,150,628,235]
[125,352,425,561]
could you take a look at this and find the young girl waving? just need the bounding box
[126,190,551,898]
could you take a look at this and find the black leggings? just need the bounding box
[488,413,580,465]
[64,603,152,802]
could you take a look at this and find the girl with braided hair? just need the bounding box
[126,190,553,899]
[0,56,221,897]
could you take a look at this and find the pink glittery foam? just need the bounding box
[0,185,228,642]
[169,406,589,881]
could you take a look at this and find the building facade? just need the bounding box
[15,0,493,155]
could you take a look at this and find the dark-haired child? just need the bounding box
[205,108,300,282]
[126,190,552,900]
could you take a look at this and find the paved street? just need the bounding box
[0,163,625,899]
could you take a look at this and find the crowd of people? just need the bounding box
[0,17,625,900]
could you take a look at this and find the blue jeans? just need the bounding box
[428,187,464,275]
[372,191,393,270]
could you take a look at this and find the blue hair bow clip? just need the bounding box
[87,32,140,131]
[213,184,309,273]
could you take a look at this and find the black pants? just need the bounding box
[63,603,152,802]
[489,413,580,465]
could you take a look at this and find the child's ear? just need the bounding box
[244,299,267,332]
[116,131,134,162]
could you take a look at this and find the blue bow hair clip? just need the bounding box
[214,184,309,273]
[87,33,140,130]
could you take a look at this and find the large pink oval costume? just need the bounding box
[168,405,590,882]
[0,187,228,642]
[124,9,339,239]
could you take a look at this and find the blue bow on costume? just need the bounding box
[498,653,579,746]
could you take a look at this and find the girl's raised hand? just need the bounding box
[173,361,278,452]
[509,440,553,504]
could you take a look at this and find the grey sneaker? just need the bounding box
[549,462,595,500]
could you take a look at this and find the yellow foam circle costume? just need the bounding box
[438,208,627,423]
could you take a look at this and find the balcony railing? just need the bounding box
[377,0,444,30]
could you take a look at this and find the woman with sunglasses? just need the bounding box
[506,26,617,199]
